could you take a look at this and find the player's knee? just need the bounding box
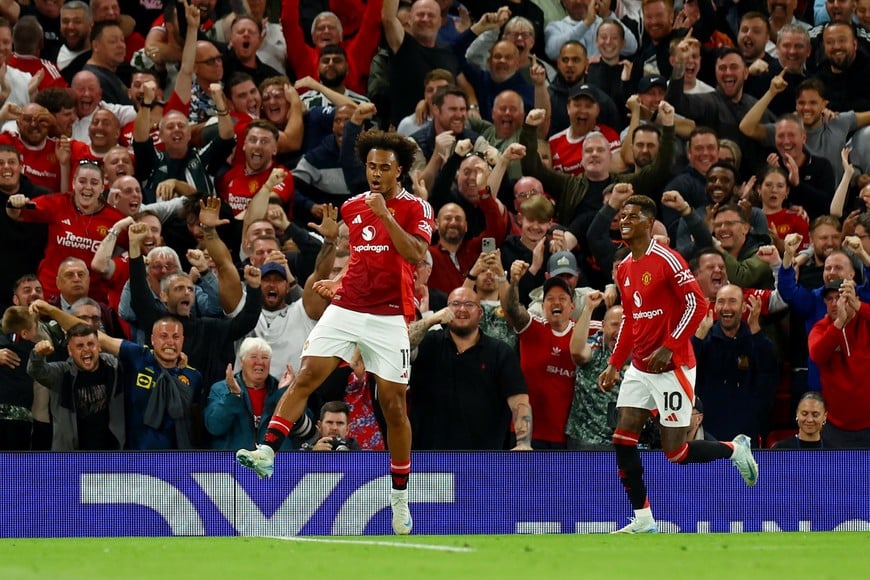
[612,429,640,447]
[664,443,689,464]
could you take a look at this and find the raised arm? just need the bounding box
[739,71,786,143]
[499,260,532,332]
[570,291,604,365]
[173,0,200,106]
[830,147,854,218]
[92,216,135,279]
[198,197,244,314]
[294,76,356,109]
[29,300,123,356]
[382,0,406,54]
[301,204,340,320]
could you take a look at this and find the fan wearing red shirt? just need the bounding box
[216,119,294,216]
[0,103,64,191]
[757,165,810,251]
[598,189,759,535]
[5,161,126,302]
[280,0,383,94]
[502,267,577,448]
[236,130,433,537]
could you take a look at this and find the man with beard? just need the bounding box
[452,11,534,122]
[0,145,48,309]
[217,120,295,217]
[816,22,870,112]
[692,284,779,444]
[0,103,65,191]
[428,194,507,295]
[411,86,488,189]
[281,1,383,94]
[549,85,623,176]
[548,40,621,135]
[127,218,262,389]
[737,12,779,100]
[407,285,532,450]
[56,1,92,78]
[26,322,125,451]
[668,162,769,257]
[238,205,338,379]
[299,45,371,110]
[666,43,773,180]
[500,262,576,448]
[809,0,870,67]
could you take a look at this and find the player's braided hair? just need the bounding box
[356,129,418,176]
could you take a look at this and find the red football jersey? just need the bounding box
[216,163,294,216]
[610,239,707,373]
[7,54,67,90]
[0,134,61,191]
[518,317,575,444]
[548,124,621,175]
[765,209,810,250]
[18,193,126,301]
[333,189,434,320]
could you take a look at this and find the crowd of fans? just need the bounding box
[0,0,868,452]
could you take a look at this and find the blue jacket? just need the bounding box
[204,373,295,451]
[778,263,870,390]
[692,323,779,442]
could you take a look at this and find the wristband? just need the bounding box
[142,102,155,109]
[466,273,478,281]
[469,104,479,111]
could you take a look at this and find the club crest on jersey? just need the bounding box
[633,291,642,308]
[361,225,376,241]
[97,225,109,236]
[642,271,652,285]
[249,180,259,193]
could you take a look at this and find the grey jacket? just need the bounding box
[27,352,125,451]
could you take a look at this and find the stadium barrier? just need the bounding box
[1,451,868,537]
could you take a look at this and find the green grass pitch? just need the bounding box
[1,533,869,579]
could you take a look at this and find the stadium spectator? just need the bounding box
[0,306,40,450]
[82,20,132,106]
[692,285,779,444]
[772,391,828,449]
[6,161,125,302]
[26,321,125,451]
[300,400,363,451]
[808,278,870,447]
[205,337,304,451]
[566,293,624,449]
[56,1,92,78]
[501,264,576,449]
[408,286,532,450]
[220,15,282,87]
[711,204,775,290]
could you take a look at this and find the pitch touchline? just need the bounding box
[269,536,476,553]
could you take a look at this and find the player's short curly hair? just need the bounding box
[624,194,657,221]
[356,129,418,175]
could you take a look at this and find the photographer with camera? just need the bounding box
[301,401,361,451]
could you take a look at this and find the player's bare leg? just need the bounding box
[376,377,413,535]
[235,355,341,478]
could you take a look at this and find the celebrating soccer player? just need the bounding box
[236,128,434,536]
[598,189,759,534]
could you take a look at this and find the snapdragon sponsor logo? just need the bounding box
[633,308,663,320]
[353,244,391,253]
